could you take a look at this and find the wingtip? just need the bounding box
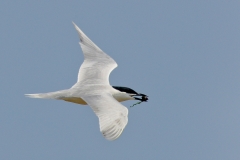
[72,22,85,43]
[71,21,103,52]
[72,21,80,31]
[72,21,77,27]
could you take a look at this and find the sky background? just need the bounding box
[1,1,240,160]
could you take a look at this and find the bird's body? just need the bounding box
[26,22,148,141]
[27,84,135,105]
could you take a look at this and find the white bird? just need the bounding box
[25,22,148,141]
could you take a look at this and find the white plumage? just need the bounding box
[26,22,148,141]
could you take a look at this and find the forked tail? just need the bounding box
[25,90,70,100]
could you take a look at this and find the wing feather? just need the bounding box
[82,93,128,141]
[72,22,117,87]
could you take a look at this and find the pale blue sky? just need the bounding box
[1,1,240,160]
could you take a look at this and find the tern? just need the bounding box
[25,22,148,141]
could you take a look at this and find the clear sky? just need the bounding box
[1,1,240,160]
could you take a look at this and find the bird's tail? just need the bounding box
[25,93,45,98]
[25,90,70,100]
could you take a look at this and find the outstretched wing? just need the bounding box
[71,22,117,87]
[82,93,128,141]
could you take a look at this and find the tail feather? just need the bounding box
[25,94,44,98]
[25,90,70,100]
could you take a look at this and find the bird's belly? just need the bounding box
[62,97,87,105]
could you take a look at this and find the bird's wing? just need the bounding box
[82,93,128,141]
[71,22,117,87]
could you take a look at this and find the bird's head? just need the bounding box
[112,86,148,102]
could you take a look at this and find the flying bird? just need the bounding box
[25,22,148,141]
